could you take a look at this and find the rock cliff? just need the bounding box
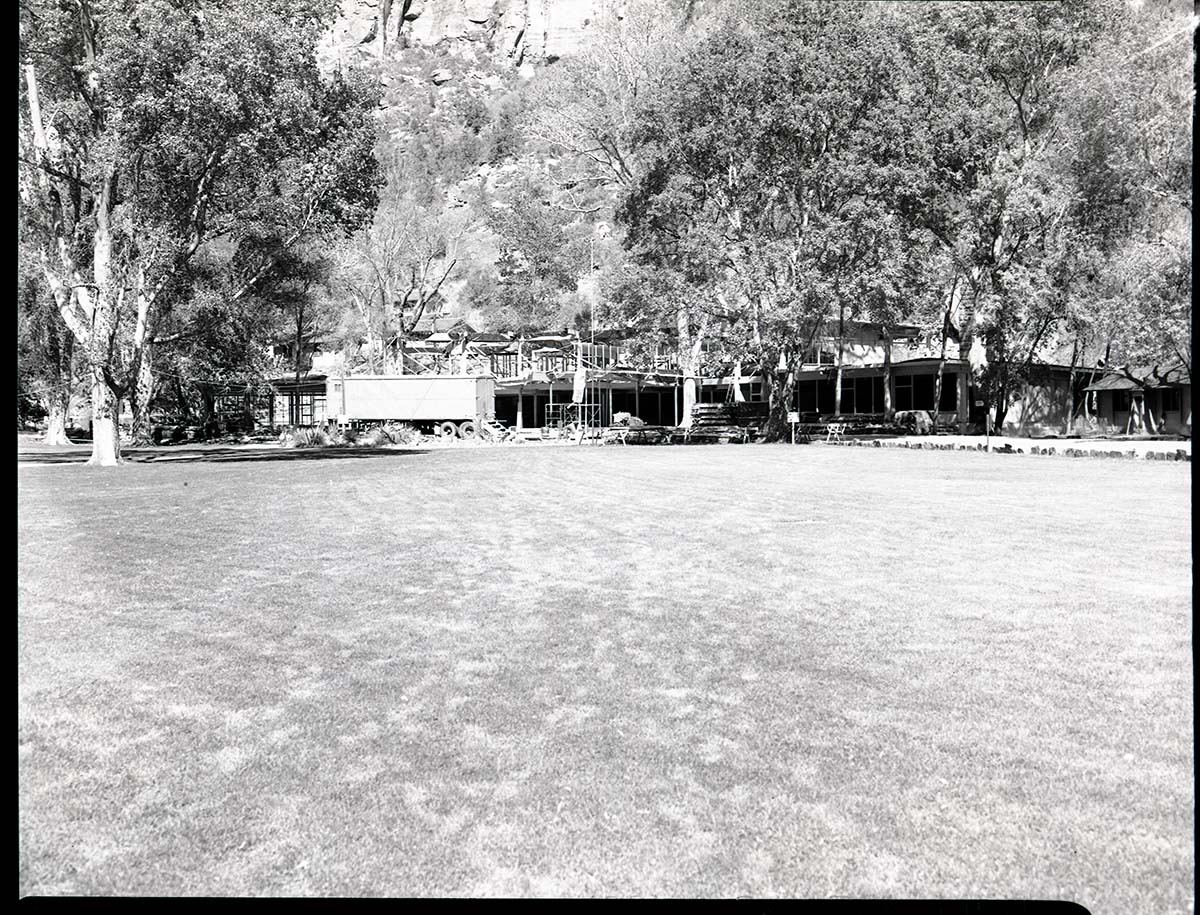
[320,0,617,73]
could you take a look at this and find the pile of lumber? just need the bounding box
[683,403,751,443]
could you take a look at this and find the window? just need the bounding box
[855,376,875,414]
[1161,388,1182,413]
[796,380,818,413]
[913,373,935,410]
[1112,390,1131,413]
[839,378,855,414]
[939,374,959,411]
[816,380,835,415]
[895,376,914,411]
[803,347,837,366]
[748,382,764,402]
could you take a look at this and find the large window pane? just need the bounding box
[913,373,935,410]
[855,376,874,414]
[839,379,855,414]
[939,373,958,411]
[817,380,835,414]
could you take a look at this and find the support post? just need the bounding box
[957,369,969,434]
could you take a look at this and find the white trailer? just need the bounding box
[328,375,495,438]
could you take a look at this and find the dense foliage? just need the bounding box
[18,0,1193,449]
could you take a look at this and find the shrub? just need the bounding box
[360,422,421,446]
[279,426,329,448]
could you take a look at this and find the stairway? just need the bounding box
[479,416,512,442]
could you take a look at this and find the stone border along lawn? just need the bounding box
[822,436,1192,461]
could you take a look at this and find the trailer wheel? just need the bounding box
[458,420,477,439]
[437,421,459,438]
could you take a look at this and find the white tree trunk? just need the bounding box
[43,399,70,446]
[87,369,121,466]
[681,376,697,428]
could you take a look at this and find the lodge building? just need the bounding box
[249,317,1196,439]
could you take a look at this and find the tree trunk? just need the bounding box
[42,360,74,446]
[994,386,1009,434]
[1063,339,1079,436]
[881,326,894,421]
[1016,381,1031,438]
[1143,396,1159,435]
[87,367,121,465]
[761,356,796,442]
[294,303,305,425]
[199,385,217,438]
[173,375,195,425]
[41,309,75,445]
[931,320,949,431]
[675,304,707,429]
[833,305,845,417]
[43,398,70,446]
[377,0,392,61]
[129,341,156,445]
[241,387,257,434]
[681,377,697,428]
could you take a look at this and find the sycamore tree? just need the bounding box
[1053,0,1193,408]
[524,0,707,407]
[337,190,473,374]
[18,0,379,465]
[903,0,1127,429]
[18,237,82,444]
[153,270,277,435]
[475,176,594,336]
[618,1,936,439]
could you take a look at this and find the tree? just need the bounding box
[18,240,81,444]
[901,0,1128,430]
[155,282,277,437]
[18,0,380,464]
[1052,0,1193,406]
[477,177,593,335]
[618,1,938,438]
[265,251,341,425]
[338,191,471,373]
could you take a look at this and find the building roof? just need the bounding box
[1084,364,1191,392]
[267,373,328,394]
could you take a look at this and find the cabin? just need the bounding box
[1083,365,1191,436]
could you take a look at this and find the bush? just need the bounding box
[279,426,329,448]
[360,422,421,446]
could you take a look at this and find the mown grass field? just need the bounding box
[17,444,1193,907]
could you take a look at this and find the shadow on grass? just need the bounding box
[18,445,429,466]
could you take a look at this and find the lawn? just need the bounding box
[17,444,1194,907]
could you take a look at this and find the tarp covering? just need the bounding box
[572,364,587,403]
[494,368,683,393]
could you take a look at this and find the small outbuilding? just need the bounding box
[1083,365,1191,436]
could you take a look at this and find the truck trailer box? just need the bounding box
[328,375,495,424]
